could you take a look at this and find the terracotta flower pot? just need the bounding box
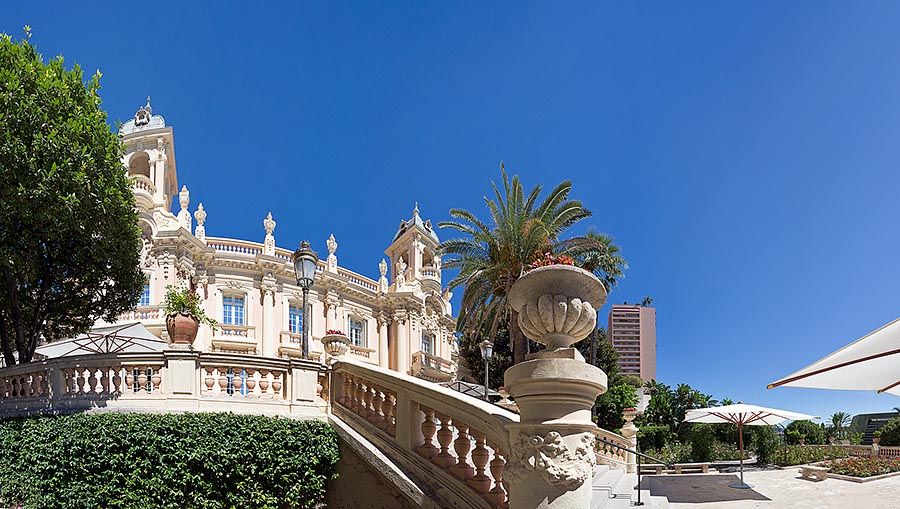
[166,312,199,345]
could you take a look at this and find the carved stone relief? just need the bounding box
[505,431,594,488]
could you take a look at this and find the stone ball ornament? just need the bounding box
[508,264,607,349]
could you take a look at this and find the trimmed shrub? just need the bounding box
[688,423,714,462]
[638,425,675,451]
[0,413,339,509]
[878,417,900,446]
[751,426,779,465]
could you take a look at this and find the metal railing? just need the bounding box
[596,438,672,507]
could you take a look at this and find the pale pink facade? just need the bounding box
[116,99,457,382]
[606,304,656,381]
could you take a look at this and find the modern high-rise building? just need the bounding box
[607,304,657,381]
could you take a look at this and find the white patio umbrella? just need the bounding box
[684,402,817,489]
[768,316,900,396]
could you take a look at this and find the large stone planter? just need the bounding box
[503,264,610,508]
[508,264,607,350]
[322,333,350,358]
[166,312,199,345]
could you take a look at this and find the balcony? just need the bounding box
[410,351,454,382]
[120,305,163,323]
[211,325,257,354]
[278,331,323,362]
[131,174,156,208]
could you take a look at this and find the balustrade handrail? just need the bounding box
[333,358,516,451]
[594,436,672,467]
[411,350,451,368]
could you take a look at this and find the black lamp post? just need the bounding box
[292,240,318,360]
[479,339,494,402]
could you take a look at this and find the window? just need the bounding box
[288,305,303,335]
[347,317,366,347]
[140,284,151,307]
[223,295,245,325]
[421,332,434,354]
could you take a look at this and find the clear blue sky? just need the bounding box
[6,2,900,421]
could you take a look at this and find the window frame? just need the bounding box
[222,294,246,326]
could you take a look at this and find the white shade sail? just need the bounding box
[684,403,817,426]
[35,322,165,359]
[768,316,900,396]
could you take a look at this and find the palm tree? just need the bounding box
[830,412,851,438]
[439,165,623,364]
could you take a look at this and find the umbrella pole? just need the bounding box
[730,421,752,489]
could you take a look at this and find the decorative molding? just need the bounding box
[505,431,594,488]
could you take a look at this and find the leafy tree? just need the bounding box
[878,416,900,446]
[0,31,143,365]
[439,165,625,364]
[784,420,826,445]
[640,296,653,307]
[458,318,512,391]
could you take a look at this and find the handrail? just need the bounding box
[595,437,672,467]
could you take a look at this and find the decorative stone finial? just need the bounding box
[263,212,276,235]
[179,185,190,210]
[413,202,419,217]
[327,233,338,255]
[326,234,338,272]
[263,212,276,255]
[145,96,152,114]
[194,203,206,226]
[379,258,387,277]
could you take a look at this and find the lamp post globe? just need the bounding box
[479,339,493,401]
[292,240,319,359]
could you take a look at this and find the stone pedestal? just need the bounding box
[621,411,639,473]
[502,264,609,509]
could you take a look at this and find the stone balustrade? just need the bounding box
[331,358,517,508]
[410,350,454,381]
[0,351,324,418]
[120,305,162,322]
[803,444,900,458]
[131,174,156,196]
[591,427,632,470]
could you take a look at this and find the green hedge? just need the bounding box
[0,413,339,509]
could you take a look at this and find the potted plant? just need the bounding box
[873,430,882,446]
[163,285,216,345]
[322,329,350,357]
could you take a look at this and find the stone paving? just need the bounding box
[642,469,900,508]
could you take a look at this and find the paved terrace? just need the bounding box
[645,469,900,509]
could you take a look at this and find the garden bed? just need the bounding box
[818,456,900,483]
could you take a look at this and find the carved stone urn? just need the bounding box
[321,333,350,359]
[503,264,609,508]
[166,312,199,345]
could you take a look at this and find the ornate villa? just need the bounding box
[119,98,457,383]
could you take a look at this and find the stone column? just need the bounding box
[377,312,390,368]
[503,265,609,509]
[325,289,339,332]
[394,310,409,375]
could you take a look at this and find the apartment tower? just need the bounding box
[607,304,657,381]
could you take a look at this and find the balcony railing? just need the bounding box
[410,351,453,382]
[120,305,163,322]
[0,351,324,418]
[131,174,156,197]
[212,325,257,354]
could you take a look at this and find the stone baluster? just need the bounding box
[432,413,456,469]
[370,386,384,428]
[259,370,271,397]
[99,369,110,394]
[271,371,283,397]
[112,368,123,394]
[88,369,100,394]
[217,367,229,395]
[417,408,439,459]
[486,445,508,507]
[125,368,135,393]
[11,377,20,398]
[203,368,215,394]
[150,368,162,393]
[232,370,244,396]
[450,423,475,481]
[0,377,7,399]
[354,378,366,415]
[245,369,258,397]
[340,374,351,407]
[384,392,396,436]
[363,384,375,420]
[468,430,492,494]
[137,367,148,393]
[76,369,87,395]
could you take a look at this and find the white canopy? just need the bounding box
[768,316,900,396]
[35,322,165,359]
[684,403,817,426]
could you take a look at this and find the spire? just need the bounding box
[413,201,419,217]
[145,96,152,114]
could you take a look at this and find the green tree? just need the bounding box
[829,412,851,439]
[0,31,143,365]
[439,165,625,364]
[784,420,826,445]
[640,296,653,307]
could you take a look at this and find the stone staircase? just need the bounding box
[591,465,670,509]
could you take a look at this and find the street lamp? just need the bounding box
[479,339,494,402]
[292,240,318,360]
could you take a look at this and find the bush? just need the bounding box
[784,420,826,445]
[774,445,851,466]
[688,424,714,462]
[878,417,900,446]
[638,425,676,451]
[0,413,339,509]
[751,426,780,465]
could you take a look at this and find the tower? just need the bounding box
[384,203,442,295]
